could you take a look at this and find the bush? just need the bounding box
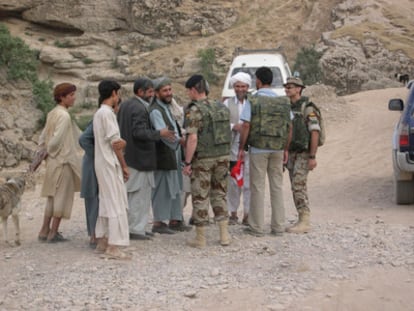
[32,79,54,126]
[82,57,93,65]
[197,48,219,85]
[0,23,54,126]
[0,24,38,82]
[293,46,324,85]
[75,114,93,131]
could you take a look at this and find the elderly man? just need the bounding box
[223,72,252,226]
[149,78,192,233]
[117,78,176,240]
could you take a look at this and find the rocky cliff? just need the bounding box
[0,0,413,168]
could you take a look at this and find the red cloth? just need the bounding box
[230,160,244,187]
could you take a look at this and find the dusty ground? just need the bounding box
[1,86,414,311]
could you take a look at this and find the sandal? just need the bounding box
[38,235,47,242]
[47,232,68,243]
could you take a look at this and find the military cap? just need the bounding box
[185,74,204,88]
[283,77,306,88]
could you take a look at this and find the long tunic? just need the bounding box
[93,104,129,246]
[79,121,99,236]
[149,99,183,221]
[40,105,81,197]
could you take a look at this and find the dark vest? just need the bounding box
[149,100,177,170]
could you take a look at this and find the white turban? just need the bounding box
[229,72,252,88]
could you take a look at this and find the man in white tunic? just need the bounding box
[223,72,252,226]
[93,80,130,259]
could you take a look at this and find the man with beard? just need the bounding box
[223,72,252,226]
[148,77,192,233]
[117,78,175,240]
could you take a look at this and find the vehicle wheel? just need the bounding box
[395,180,414,204]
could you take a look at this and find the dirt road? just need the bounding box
[0,87,413,311]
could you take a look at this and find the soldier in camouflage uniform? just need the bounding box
[284,77,320,233]
[183,74,231,248]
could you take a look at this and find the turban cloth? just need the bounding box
[229,72,252,88]
[153,77,172,91]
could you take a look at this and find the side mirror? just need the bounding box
[388,98,404,111]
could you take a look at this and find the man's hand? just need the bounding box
[112,139,126,150]
[283,149,289,165]
[160,127,176,142]
[237,149,245,162]
[182,165,192,176]
[232,123,242,133]
[308,158,317,170]
[122,166,130,182]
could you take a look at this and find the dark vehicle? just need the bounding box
[388,80,414,204]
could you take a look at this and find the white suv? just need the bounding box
[221,48,292,100]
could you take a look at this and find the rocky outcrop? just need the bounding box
[1,0,414,168]
[0,78,41,169]
[318,0,414,94]
[0,0,237,38]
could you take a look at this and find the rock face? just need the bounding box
[0,78,42,169]
[0,0,237,37]
[0,0,413,167]
[318,0,414,94]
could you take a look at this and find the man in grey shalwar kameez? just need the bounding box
[149,78,192,233]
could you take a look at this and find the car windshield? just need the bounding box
[228,67,284,89]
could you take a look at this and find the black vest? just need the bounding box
[149,100,177,170]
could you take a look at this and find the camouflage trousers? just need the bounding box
[190,155,229,226]
[287,152,310,213]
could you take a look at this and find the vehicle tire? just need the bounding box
[395,179,414,204]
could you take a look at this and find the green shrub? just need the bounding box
[75,114,93,131]
[197,48,219,85]
[0,24,38,82]
[82,57,93,65]
[293,46,324,85]
[54,40,70,48]
[0,23,55,127]
[32,79,54,127]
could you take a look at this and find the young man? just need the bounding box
[223,72,252,226]
[284,77,320,233]
[37,83,82,243]
[238,67,292,237]
[183,74,231,248]
[93,80,130,259]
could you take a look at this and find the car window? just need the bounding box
[406,87,414,118]
[229,67,284,89]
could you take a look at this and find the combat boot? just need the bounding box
[286,211,311,234]
[218,220,231,246]
[187,226,206,248]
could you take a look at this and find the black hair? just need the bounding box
[255,67,273,85]
[133,78,154,95]
[98,80,121,106]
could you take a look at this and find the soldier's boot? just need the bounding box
[286,211,311,234]
[218,220,231,246]
[187,226,206,248]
